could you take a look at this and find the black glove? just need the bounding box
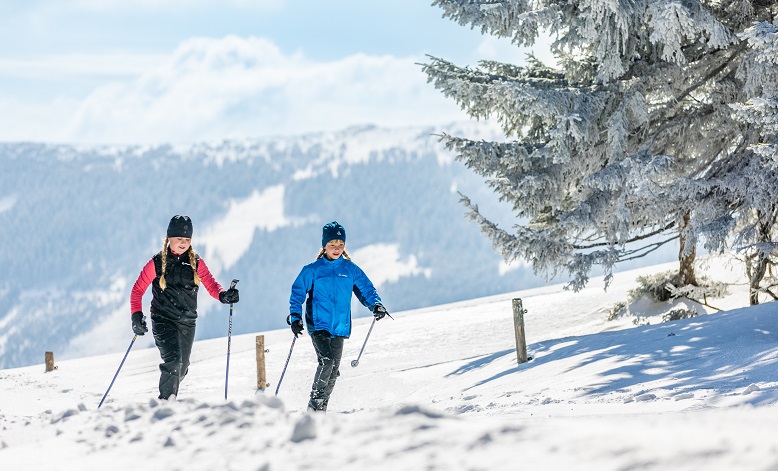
[219,288,239,304]
[131,311,148,336]
[291,319,304,338]
[373,303,389,321]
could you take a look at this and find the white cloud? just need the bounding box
[0,6,550,145]
[58,35,467,144]
[0,53,166,79]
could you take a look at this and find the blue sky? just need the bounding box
[0,1,547,145]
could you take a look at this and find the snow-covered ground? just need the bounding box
[1,254,777,470]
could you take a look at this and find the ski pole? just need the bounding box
[274,336,296,396]
[98,334,137,409]
[351,317,376,368]
[224,278,239,400]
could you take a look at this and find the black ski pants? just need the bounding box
[152,317,196,400]
[308,330,344,412]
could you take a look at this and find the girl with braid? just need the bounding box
[130,215,240,400]
[288,221,389,412]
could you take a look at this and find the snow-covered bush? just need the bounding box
[661,309,699,323]
[628,270,729,303]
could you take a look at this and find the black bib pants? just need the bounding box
[152,317,196,400]
[308,330,345,412]
[149,249,200,400]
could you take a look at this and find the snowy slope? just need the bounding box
[1,255,776,470]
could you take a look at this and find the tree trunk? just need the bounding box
[746,215,772,306]
[678,213,698,287]
[747,253,768,305]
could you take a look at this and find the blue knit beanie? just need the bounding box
[322,221,346,247]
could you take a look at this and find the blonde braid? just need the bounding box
[188,246,200,286]
[159,237,169,290]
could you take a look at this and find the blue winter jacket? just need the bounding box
[289,256,381,338]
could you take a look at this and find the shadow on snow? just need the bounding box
[448,303,778,405]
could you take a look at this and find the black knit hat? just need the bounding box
[322,221,346,247]
[167,215,193,238]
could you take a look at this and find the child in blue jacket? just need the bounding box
[288,221,389,412]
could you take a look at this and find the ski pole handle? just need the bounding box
[229,279,239,307]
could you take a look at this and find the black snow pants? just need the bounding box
[308,330,344,412]
[152,317,196,400]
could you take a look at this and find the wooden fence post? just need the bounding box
[45,351,56,372]
[512,298,528,364]
[256,335,268,390]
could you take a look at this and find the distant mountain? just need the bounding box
[0,122,674,369]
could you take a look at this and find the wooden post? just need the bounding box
[256,335,267,390]
[512,298,528,364]
[45,351,56,372]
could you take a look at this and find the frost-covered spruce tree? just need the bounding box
[723,21,778,304]
[423,0,778,293]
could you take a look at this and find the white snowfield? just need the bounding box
[1,256,777,470]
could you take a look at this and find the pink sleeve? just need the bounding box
[130,259,156,313]
[197,258,224,300]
